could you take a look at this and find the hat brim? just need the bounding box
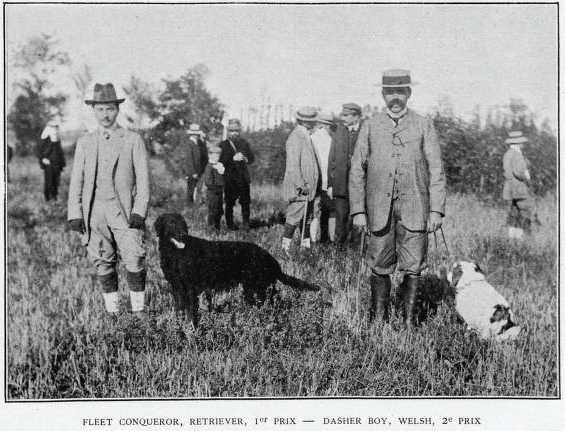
[505,137,529,144]
[84,98,125,106]
[377,82,418,87]
[296,114,317,122]
[227,128,242,132]
[317,120,335,126]
[187,130,204,135]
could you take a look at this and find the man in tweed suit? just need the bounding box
[350,70,446,324]
[502,130,532,239]
[68,83,150,316]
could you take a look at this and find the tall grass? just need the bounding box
[5,156,558,398]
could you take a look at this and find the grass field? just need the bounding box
[5,156,558,398]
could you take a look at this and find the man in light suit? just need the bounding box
[281,107,319,252]
[502,130,532,239]
[350,70,446,324]
[68,83,150,315]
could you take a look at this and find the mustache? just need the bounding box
[387,98,404,106]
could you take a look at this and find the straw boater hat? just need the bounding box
[505,130,529,144]
[208,146,221,154]
[377,69,418,87]
[296,106,318,122]
[227,118,242,131]
[340,103,362,116]
[84,83,125,105]
[316,112,335,126]
[187,123,204,136]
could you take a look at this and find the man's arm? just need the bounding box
[131,134,151,218]
[423,118,446,217]
[67,137,86,221]
[242,139,254,165]
[349,120,370,217]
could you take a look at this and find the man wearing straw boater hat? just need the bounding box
[350,69,446,325]
[184,123,206,207]
[219,118,255,230]
[68,83,150,316]
[281,106,320,252]
[502,130,532,239]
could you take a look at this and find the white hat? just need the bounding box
[505,130,529,144]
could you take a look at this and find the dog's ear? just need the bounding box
[474,263,483,274]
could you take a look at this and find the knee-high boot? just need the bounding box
[401,275,419,325]
[369,273,391,322]
[126,269,146,313]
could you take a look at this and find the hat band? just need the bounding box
[382,75,411,86]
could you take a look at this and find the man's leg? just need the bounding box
[395,215,427,325]
[365,207,396,322]
[186,177,197,206]
[282,200,306,252]
[333,196,349,244]
[224,183,238,230]
[240,182,251,228]
[43,166,53,201]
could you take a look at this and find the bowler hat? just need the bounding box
[378,69,418,88]
[187,123,204,135]
[84,83,125,105]
[227,118,242,131]
[341,103,362,116]
[316,112,335,126]
[296,106,318,122]
[505,130,529,144]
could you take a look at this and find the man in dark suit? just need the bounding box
[327,103,363,244]
[35,121,66,201]
[219,118,255,230]
[184,123,205,207]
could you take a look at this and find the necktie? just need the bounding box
[102,130,110,140]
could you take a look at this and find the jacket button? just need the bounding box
[389,173,393,177]
[387,193,391,197]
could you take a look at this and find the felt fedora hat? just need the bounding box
[227,118,242,131]
[505,130,529,144]
[84,83,125,105]
[187,123,204,135]
[378,69,418,87]
[296,106,318,122]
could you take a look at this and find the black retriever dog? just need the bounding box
[154,213,319,327]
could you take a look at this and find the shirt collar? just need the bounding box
[348,122,360,133]
[99,123,118,137]
[385,107,408,120]
[510,144,523,154]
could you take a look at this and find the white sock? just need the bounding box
[130,291,145,312]
[102,292,119,314]
[310,218,320,242]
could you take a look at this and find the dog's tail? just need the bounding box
[278,273,319,291]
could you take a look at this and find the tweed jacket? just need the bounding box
[219,137,255,184]
[35,137,66,171]
[282,124,320,202]
[67,125,150,245]
[502,147,530,200]
[349,110,446,232]
[327,121,362,196]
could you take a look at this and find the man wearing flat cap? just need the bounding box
[68,83,151,316]
[328,102,364,245]
[502,130,532,239]
[281,107,320,252]
[219,118,255,230]
[350,69,446,325]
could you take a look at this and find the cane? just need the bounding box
[299,185,309,245]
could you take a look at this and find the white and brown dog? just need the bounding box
[447,261,521,341]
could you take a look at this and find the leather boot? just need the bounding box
[369,274,391,322]
[401,275,419,325]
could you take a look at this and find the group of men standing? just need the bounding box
[63,70,535,325]
[282,69,447,324]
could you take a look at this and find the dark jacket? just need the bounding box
[219,137,254,184]
[328,121,362,196]
[202,163,225,191]
[184,137,203,177]
[35,137,66,171]
[198,139,208,176]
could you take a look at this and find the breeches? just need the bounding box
[507,198,532,230]
[285,199,314,227]
[366,199,427,276]
[225,181,250,222]
[87,199,146,276]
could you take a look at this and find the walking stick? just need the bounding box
[300,196,309,245]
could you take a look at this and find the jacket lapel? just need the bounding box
[109,126,124,177]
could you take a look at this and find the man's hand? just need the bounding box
[352,213,367,230]
[297,185,309,196]
[69,219,86,234]
[42,158,51,165]
[326,187,333,199]
[233,152,246,162]
[427,212,443,233]
[129,213,145,229]
[192,174,198,179]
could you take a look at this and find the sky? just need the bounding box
[4,3,558,131]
